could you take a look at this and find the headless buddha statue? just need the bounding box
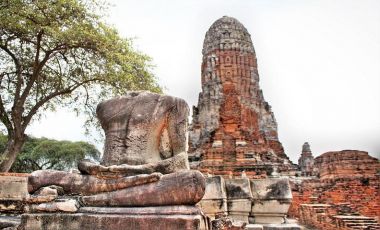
[28,91,205,207]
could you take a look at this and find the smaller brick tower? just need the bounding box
[298,142,315,176]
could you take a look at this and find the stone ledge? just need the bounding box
[246,223,302,230]
[19,209,209,230]
[79,205,202,215]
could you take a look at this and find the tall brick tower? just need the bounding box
[188,16,296,178]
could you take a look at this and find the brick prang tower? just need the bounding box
[188,16,296,178]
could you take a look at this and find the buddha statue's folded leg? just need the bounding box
[28,170,162,195]
[78,152,189,177]
[80,170,205,207]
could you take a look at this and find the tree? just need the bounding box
[0,133,100,172]
[0,0,162,171]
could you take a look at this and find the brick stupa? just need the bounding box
[298,142,315,176]
[188,16,296,178]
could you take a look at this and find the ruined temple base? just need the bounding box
[19,206,209,230]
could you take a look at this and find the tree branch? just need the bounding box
[22,78,102,129]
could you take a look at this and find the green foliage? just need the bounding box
[0,0,161,134]
[0,0,162,170]
[0,133,100,173]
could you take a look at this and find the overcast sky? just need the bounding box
[28,0,380,162]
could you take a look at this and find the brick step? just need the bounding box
[349,225,380,229]
[334,215,377,220]
[341,219,378,223]
[345,222,380,226]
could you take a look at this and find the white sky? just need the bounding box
[28,0,380,162]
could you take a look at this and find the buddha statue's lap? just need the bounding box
[27,91,205,206]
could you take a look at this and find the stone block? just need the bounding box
[250,178,292,224]
[0,174,29,213]
[225,178,252,222]
[225,178,252,200]
[0,175,28,199]
[19,206,209,230]
[250,178,292,200]
[199,176,227,219]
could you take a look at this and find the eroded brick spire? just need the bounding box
[188,16,296,178]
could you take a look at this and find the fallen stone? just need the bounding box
[26,199,79,213]
[34,186,58,196]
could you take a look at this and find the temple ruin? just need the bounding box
[188,16,296,178]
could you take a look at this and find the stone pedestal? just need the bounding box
[0,173,28,213]
[19,206,209,230]
[198,176,227,220]
[250,178,292,224]
[225,178,252,223]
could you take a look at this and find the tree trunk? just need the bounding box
[0,137,25,172]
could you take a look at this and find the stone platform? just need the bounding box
[246,223,302,230]
[19,206,209,230]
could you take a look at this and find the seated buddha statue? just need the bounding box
[27,91,205,207]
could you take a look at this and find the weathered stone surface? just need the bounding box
[246,224,263,230]
[211,215,247,230]
[250,178,292,224]
[0,216,20,229]
[25,199,79,213]
[188,16,296,178]
[79,205,203,215]
[225,178,252,222]
[80,170,205,207]
[25,194,56,204]
[297,142,315,176]
[97,91,189,167]
[314,150,380,180]
[250,178,292,200]
[0,174,28,199]
[0,173,29,213]
[19,212,208,230]
[33,186,58,197]
[198,176,228,220]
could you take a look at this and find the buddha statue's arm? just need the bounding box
[78,152,189,177]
